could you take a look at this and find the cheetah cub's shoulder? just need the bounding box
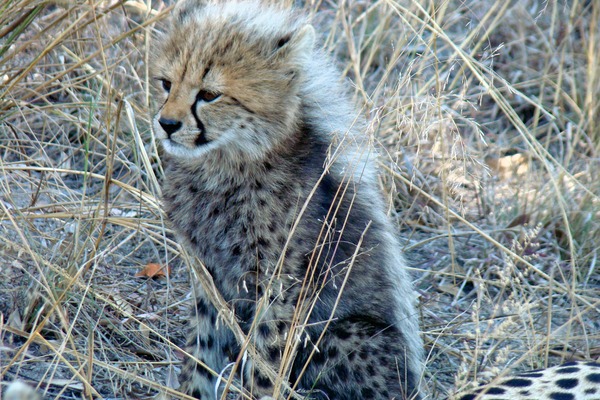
[151,1,424,399]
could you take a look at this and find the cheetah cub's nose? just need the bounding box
[158,117,182,137]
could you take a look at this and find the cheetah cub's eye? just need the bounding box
[197,89,221,103]
[160,79,172,92]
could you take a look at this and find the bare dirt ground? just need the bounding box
[0,1,598,399]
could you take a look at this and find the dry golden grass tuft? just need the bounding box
[0,0,598,399]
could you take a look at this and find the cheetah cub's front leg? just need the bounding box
[182,295,291,399]
[179,297,238,399]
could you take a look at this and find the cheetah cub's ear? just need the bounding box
[274,24,316,66]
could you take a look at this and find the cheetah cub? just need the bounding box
[151,1,423,399]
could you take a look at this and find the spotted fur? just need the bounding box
[151,1,423,399]
[452,361,600,400]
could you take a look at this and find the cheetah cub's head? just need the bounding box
[151,0,315,160]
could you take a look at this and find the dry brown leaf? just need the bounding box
[135,263,170,279]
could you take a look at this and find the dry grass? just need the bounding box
[0,0,598,399]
